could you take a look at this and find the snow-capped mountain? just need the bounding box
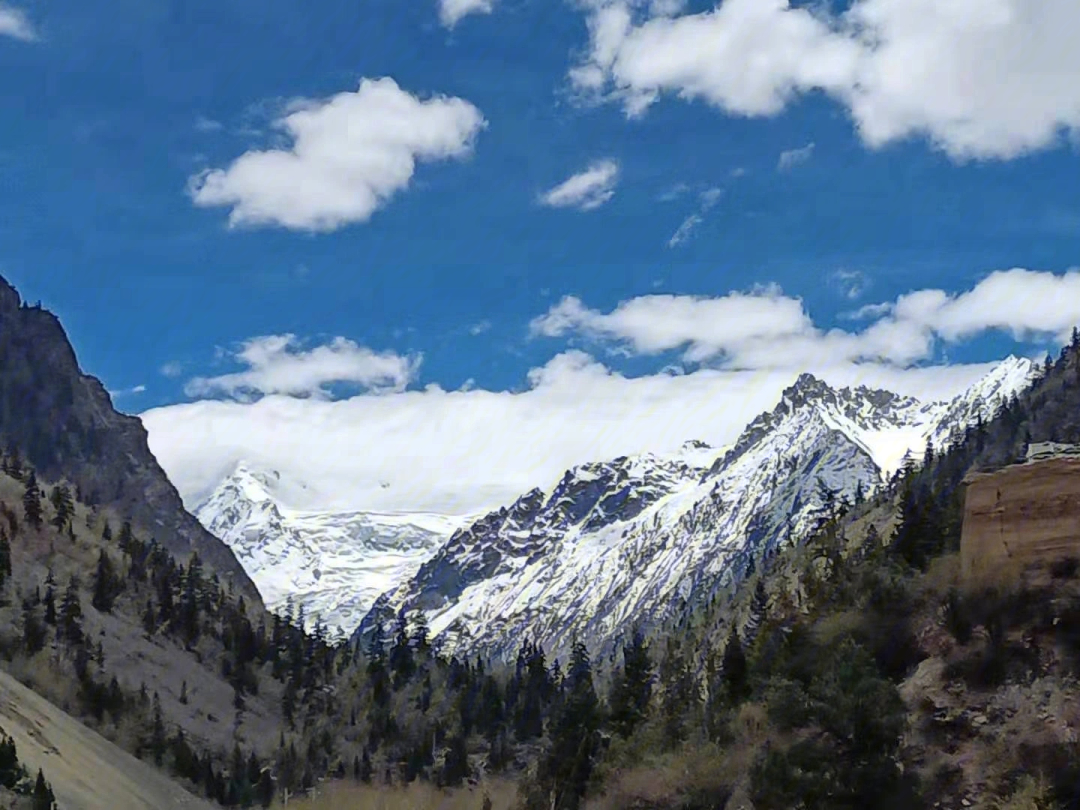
[356,356,1037,662]
[195,463,466,635]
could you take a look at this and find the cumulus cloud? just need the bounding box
[0,4,36,40]
[189,78,486,232]
[184,334,421,400]
[531,268,1080,367]
[777,141,815,171]
[571,0,1080,160]
[539,159,620,211]
[439,0,495,27]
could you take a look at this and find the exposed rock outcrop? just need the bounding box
[961,457,1080,582]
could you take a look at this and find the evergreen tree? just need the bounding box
[21,598,46,655]
[721,629,749,703]
[22,470,42,530]
[0,528,10,589]
[48,485,73,531]
[60,575,83,646]
[91,549,120,612]
[536,640,600,810]
[151,692,166,766]
[610,627,653,738]
[32,768,55,810]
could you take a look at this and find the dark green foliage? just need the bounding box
[20,597,46,654]
[609,627,653,738]
[22,469,42,529]
[48,484,73,531]
[528,640,600,810]
[91,548,122,612]
[439,735,470,787]
[0,527,11,588]
[752,639,912,810]
[32,768,56,810]
[0,734,21,789]
[721,630,749,703]
[944,587,972,644]
[59,574,83,646]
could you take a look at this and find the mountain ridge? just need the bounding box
[353,356,1038,662]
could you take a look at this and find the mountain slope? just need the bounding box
[195,463,462,634]
[357,357,1037,662]
[0,277,261,607]
[0,668,216,810]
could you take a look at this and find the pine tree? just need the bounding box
[538,640,600,810]
[721,630,749,703]
[48,485,73,531]
[91,549,120,612]
[0,528,11,589]
[22,470,42,530]
[151,692,166,766]
[32,768,55,810]
[21,598,46,655]
[610,627,653,738]
[60,575,83,646]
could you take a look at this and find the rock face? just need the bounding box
[961,457,1080,582]
[0,276,262,608]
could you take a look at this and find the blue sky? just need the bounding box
[3,0,1080,513]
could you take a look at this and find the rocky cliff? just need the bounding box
[0,276,262,608]
[961,457,1080,582]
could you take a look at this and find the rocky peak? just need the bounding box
[0,275,262,608]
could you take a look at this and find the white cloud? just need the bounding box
[539,159,620,211]
[194,116,224,133]
[142,354,1004,518]
[0,4,35,40]
[531,268,1080,366]
[668,213,702,247]
[667,186,723,247]
[140,268,1080,520]
[160,362,185,378]
[184,334,421,400]
[571,0,1080,160]
[189,78,486,232]
[109,384,147,398]
[830,268,870,300]
[439,0,495,27]
[777,141,815,171]
[469,320,492,336]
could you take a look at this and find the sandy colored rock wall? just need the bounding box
[961,458,1080,582]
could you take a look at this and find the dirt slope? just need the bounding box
[0,668,215,810]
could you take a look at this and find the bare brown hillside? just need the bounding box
[0,668,215,810]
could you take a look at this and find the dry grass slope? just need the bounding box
[0,667,215,810]
[270,779,518,810]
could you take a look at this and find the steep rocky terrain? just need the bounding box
[0,668,216,810]
[0,277,261,608]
